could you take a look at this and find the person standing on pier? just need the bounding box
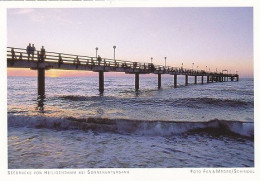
[40,46,46,62]
[97,55,102,66]
[31,44,36,61]
[26,43,32,61]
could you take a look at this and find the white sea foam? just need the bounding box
[8,114,254,138]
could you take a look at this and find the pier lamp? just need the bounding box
[95,47,98,58]
[206,66,207,72]
[182,63,183,69]
[151,57,153,63]
[164,57,167,67]
[113,45,116,60]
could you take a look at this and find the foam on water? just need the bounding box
[8,114,254,138]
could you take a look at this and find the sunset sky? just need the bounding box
[7,7,253,78]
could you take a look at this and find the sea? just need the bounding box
[7,74,254,168]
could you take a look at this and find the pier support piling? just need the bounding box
[207,76,209,83]
[174,74,177,88]
[194,76,197,84]
[38,68,45,96]
[185,75,188,86]
[135,73,139,91]
[99,71,104,93]
[158,74,161,89]
[201,76,204,84]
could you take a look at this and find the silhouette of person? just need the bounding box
[26,43,32,60]
[97,55,102,66]
[31,44,35,61]
[151,63,155,72]
[40,46,45,62]
[11,48,16,60]
[58,54,63,67]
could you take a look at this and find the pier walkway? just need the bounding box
[7,47,239,96]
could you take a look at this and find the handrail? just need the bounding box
[7,47,238,76]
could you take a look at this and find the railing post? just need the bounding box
[158,73,161,89]
[19,53,22,60]
[135,73,139,91]
[99,71,104,93]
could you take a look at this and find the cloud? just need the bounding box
[9,9,35,15]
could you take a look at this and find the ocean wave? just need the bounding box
[58,95,253,109]
[8,114,254,139]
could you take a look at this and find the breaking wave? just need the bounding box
[59,95,253,108]
[8,114,254,139]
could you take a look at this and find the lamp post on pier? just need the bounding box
[164,57,167,67]
[113,45,116,60]
[95,47,98,58]
[192,63,194,70]
[151,57,153,63]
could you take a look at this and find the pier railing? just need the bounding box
[7,47,237,77]
[7,46,239,94]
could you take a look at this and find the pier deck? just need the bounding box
[7,47,239,95]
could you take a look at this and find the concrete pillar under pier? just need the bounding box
[38,68,45,96]
[185,75,188,86]
[207,75,209,83]
[135,73,139,91]
[211,76,214,83]
[99,71,104,93]
[158,74,161,89]
[237,75,239,81]
[201,76,204,84]
[194,75,197,84]
[174,74,177,88]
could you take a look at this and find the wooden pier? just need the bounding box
[7,47,239,96]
